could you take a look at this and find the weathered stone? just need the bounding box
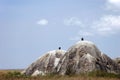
[23,40,120,76]
[55,41,120,75]
[114,57,120,66]
[22,50,66,76]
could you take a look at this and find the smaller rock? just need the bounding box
[22,50,66,76]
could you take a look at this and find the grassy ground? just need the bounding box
[0,69,120,80]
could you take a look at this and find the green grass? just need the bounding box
[0,70,120,80]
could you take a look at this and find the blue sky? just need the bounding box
[0,0,120,69]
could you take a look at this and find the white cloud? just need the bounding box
[37,19,48,26]
[70,36,80,41]
[78,31,93,36]
[106,0,120,10]
[70,31,93,41]
[64,17,83,26]
[69,15,120,38]
[92,15,120,36]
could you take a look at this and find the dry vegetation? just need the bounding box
[0,70,120,80]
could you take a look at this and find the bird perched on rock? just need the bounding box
[58,47,61,50]
[81,37,84,41]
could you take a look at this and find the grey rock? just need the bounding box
[55,41,120,75]
[22,50,66,76]
[23,40,120,76]
[114,57,120,66]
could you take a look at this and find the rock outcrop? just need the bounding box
[23,50,66,76]
[114,57,120,66]
[23,40,120,76]
[54,41,120,75]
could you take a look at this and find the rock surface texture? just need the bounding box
[23,50,66,76]
[114,57,120,66]
[55,41,120,75]
[23,40,120,76]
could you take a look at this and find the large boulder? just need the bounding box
[55,41,120,75]
[114,57,120,66]
[23,50,66,76]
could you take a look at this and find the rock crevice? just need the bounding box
[23,40,120,76]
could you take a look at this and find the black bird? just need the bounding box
[58,47,61,50]
[81,37,84,41]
